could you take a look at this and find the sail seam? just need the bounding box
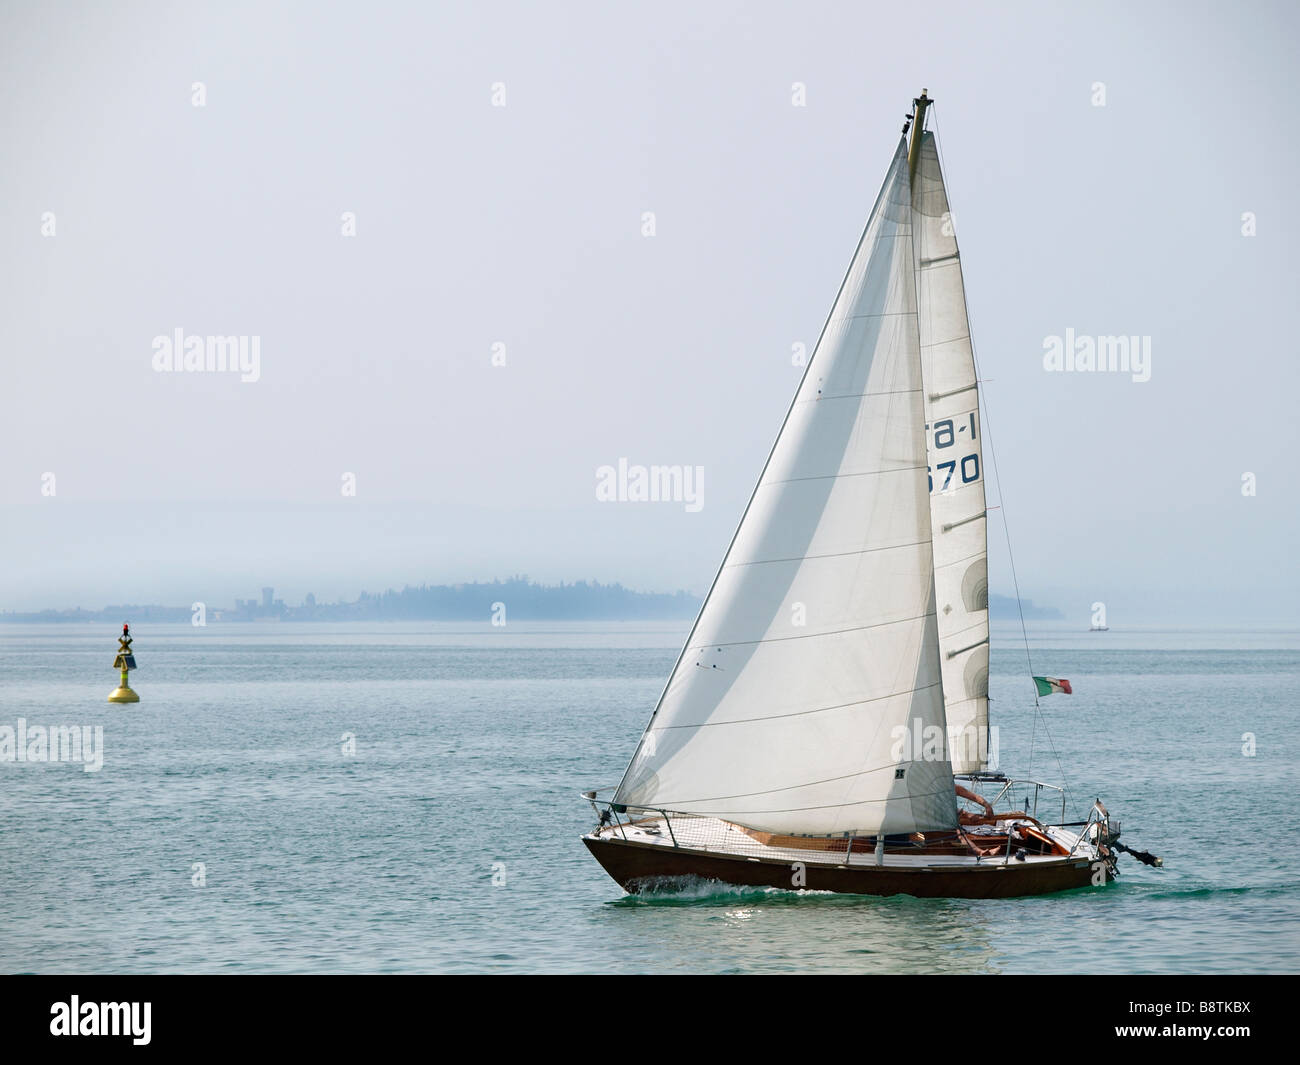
[934,547,987,569]
[827,311,913,323]
[682,613,936,651]
[682,795,955,816]
[724,538,930,568]
[795,388,922,400]
[938,617,986,643]
[718,792,954,814]
[659,785,958,813]
[761,464,926,487]
[662,767,941,802]
[648,681,944,730]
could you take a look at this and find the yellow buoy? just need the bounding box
[108,622,140,703]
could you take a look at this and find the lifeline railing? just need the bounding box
[1064,800,1114,860]
[582,789,683,847]
[960,774,1069,825]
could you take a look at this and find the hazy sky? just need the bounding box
[2,0,1297,624]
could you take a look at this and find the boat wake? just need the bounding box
[609,875,839,906]
[1121,881,1289,903]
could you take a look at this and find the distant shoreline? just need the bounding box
[0,581,1062,623]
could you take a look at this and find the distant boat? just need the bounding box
[1089,624,1110,632]
[582,90,1137,898]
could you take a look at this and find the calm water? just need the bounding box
[1,620,1297,974]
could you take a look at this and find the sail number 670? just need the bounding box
[927,414,979,491]
[928,454,979,492]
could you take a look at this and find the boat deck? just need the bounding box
[591,814,1092,870]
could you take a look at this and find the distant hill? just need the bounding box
[2,581,1061,623]
[988,593,1063,621]
[0,578,701,623]
[298,578,699,621]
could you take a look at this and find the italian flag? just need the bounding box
[1033,676,1073,696]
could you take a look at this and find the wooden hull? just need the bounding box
[584,834,1107,899]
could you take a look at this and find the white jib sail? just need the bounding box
[912,131,990,774]
[614,140,958,837]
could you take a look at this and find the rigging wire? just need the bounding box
[928,103,1075,818]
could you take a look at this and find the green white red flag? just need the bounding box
[1033,676,1072,696]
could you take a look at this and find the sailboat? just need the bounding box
[582,90,1126,898]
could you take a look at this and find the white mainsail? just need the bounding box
[614,140,958,837]
[912,131,991,774]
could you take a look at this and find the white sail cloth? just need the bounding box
[912,132,990,773]
[615,140,958,836]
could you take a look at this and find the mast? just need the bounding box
[907,89,931,181]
